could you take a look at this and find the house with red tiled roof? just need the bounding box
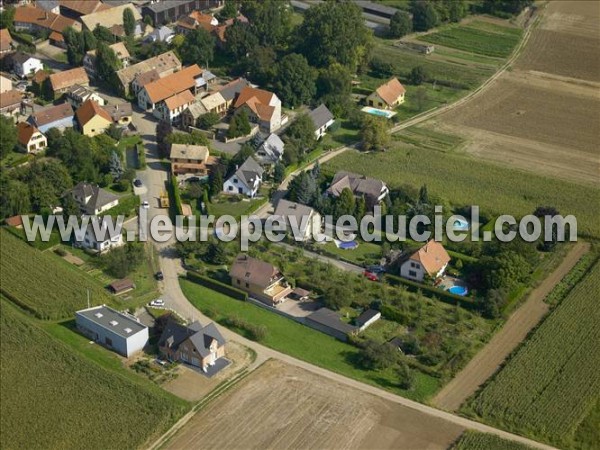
[0,90,23,115]
[0,28,15,55]
[233,86,282,133]
[75,99,112,136]
[367,77,406,110]
[48,67,89,96]
[14,5,80,43]
[137,64,202,111]
[17,122,47,153]
[157,89,196,124]
[400,240,451,282]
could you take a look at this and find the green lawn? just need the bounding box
[320,240,382,266]
[180,279,441,401]
[209,192,268,219]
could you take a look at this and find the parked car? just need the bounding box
[154,271,164,281]
[142,200,149,209]
[149,299,164,307]
[133,179,143,188]
[367,265,386,274]
[363,270,379,282]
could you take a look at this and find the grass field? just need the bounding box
[180,280,441,401]
[464,262,600,448]
[0,230,115,320]
[420,21,522,58]
[323,126,600,238]
[0,298,188,450]
[451,431,532,450]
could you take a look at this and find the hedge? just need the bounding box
[186,271,248,301]
[136,143,146,169]
[385,274,478,310]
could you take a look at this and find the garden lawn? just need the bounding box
[321,240,382,266]
[180,280,440,401]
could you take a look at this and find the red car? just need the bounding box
[363,270,379,281]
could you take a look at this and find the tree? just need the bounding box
[273,53,316,108]
[335,188,356,219]
[196,112,220,130]
[209,166,223,198]
[355,195,366,221]
[207,241,227,264]
[108,151,124,180]
[241,0,292,48]
[414,86,428,111]
[82,30,97,51]
[322,284,353,310]
[224,19,258,59]
[418,184,429,204]
[102,242,145,278]
[245,45,277,86]
[0,6,15,30]
[273,162,285,184]
[96,41,122,85]
[370,56,394,78]
[396,361,415,389]
[0,116,17,158]
[448,0,468,22]
[60,194,80,219]
[412,1,440,31]
[63,27,85,66]
[123,7,136,37]
[283,113,317,159]
[156,120,172,158]
[0,176,30,219]
[227,110,251,139]
[180,27,215,66]
[187,182,204,200]
[358,341,399,370]
[482,0,533,17]
[93,24,116,43]
[288,171,317,205]
[360,116,390,152]
[316,63,352,116]
[297,1,371,72]
[219,0,238,20]
[408,66,428,85]
[389,11,413,38]
[143,14,153,28]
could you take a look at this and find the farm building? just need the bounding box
[355,309,381,331]
[305,308,357,342]
[75,305,149,357]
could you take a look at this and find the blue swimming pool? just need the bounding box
[448,285,468,296]
[362,107,396,119]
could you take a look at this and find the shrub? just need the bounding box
[186,271,248,301]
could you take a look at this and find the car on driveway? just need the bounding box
[363,270,379,282]
[133,179,143,188]
[149,299,164,307]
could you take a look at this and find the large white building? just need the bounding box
[75,305,149,357]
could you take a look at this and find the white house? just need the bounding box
[155,90,195,124]
[355,309,381,331]
[255,133,284,167]
[400,240,451,282]
[16,122,46,153]
[308,104,335,139]
[223,157,264,198]
[66,84,106,109]
[233,86,282,133]
[11,53,43,78]
[273,199,322,241]
[76,305,149,357]
[81,217,124,253]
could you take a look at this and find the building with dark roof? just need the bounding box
[223,157,264,198]
[355,309,381,330]
[28,102,74,132]
[70,182,120,216]
[305,308,357,341]
[142,0,223,27]
[76,305,148,357]
[326,171,389,209]
[158,318,226,372]
[308,104,335,139]
[229,254,292,306]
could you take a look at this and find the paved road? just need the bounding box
[433,241,591,411]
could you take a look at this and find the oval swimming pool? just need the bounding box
[448,285,468,296]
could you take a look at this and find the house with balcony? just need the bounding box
[229,254,293,306]
[170,143,217,180]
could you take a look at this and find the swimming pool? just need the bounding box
[361,106,397,119]
[448,285,469,296]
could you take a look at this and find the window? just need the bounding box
[105,337,113,347]
[409,270,417,278]
[245,282,249,288]
[237,279,240,285]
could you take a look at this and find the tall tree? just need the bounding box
[63,27,85,66]
[180,27,215,66]
[297,1,371,72]
[123,7,136,37]
[0,6,15,30]
[218,0,238,20]
[360,116,390,152]
[224,20,258,59]
[0,176,30,219]
[389,11,413,38]
[335,187,356,219]
[273,53,316,108]
[411,1,440,31]
[317,63,353,116]
[0,116,17,159]
[283,113,317,163]
[227,110,251,139]
[96,41,123,85]
[241,0,292,48]
[245,46,277,86]
[156,120,172,159]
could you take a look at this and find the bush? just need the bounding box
[358,340,399,370]
[385,274,477,310]
[186,271,248,301]
[54,248,67,257]
[221,315,267,341]
[136,143,146,169]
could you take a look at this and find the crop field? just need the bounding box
[464,262,600,448]
[165,360,464,450]
[451,431,532,450]
[323,128,600,239]
[0,231,115,320]
[0,299,189,450]
[419,21,522,58]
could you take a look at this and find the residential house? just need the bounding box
[75,99,112,137]
[0,75,12,94]
[83,42,130,78]
[116,51,181,97]
[131,70,160,98]
[71,181,120,215]
[137,64,202,111]
[217,77,251,109]
[223,157,263,198]
[28,102,74,132]
[36,0,60,15]
[326,171,389,209]
[31,69,49,94]
[355,309,381,331]
[229,254,292,306]
[0,28,15,55]
[80,216,124,253]
[4,215,24,229]
[48,67,89,97]
[308,104,334,139]
[14,5,80,43]
[156,89,196,124]
[144,25,175,44]
[181,91,227,130]
[305,308,357,342]
[76,305,148,357]
[400,240,451,282]
[0,90,22,116]
[366,77,406,110]
[273,199,321,242]
[142,0,223,26]
[176,10,218,35]
[11,52,43,78]
[158,318,226,372]
[59,0,111,20]
[16,122,47,153]
[80,4,143,38]
[233,86,282,133]
[255,133,284,167]
[170,143,217,179]
[66,84,106,108]
[104,103,133,127]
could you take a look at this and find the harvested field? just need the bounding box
[165,360,465,450]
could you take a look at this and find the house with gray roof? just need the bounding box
[223,156,264,198]
[80,216,124,253]
[145,25,175,43]
[255,133,284,167]
[305,308,358,341]
[158,318,226,372]
[71,182,120,216]
[76,305,148,357]
[217,77,252,107]
[308,104,334,139]
[273,199,321,241]
[326,171,389,210]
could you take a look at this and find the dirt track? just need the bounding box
[164,360,465,450]
[433,241,591,412]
